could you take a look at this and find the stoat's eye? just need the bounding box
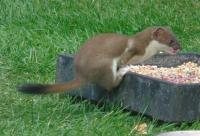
[169,39,174,44]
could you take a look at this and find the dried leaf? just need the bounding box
[133,123,148,135]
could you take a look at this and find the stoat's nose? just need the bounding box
[173,42,181,51]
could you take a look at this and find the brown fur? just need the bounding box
[46,79,84,93]
[18,27,181,94]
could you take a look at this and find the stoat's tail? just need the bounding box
[18,79,84,94]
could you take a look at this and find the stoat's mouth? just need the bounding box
[165,48,179,55]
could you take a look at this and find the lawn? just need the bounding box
[1,0,200,135]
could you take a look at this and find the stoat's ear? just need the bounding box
[152,27,165,39]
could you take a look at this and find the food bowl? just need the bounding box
[56,53,200,122]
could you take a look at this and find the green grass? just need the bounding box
[1,0,200,135]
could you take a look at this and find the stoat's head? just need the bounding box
[151,27,181,55]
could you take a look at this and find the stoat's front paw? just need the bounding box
[117,66,130,77]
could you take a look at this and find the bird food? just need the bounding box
[126,62,200,84]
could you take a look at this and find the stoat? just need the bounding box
[18,27,181,94]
